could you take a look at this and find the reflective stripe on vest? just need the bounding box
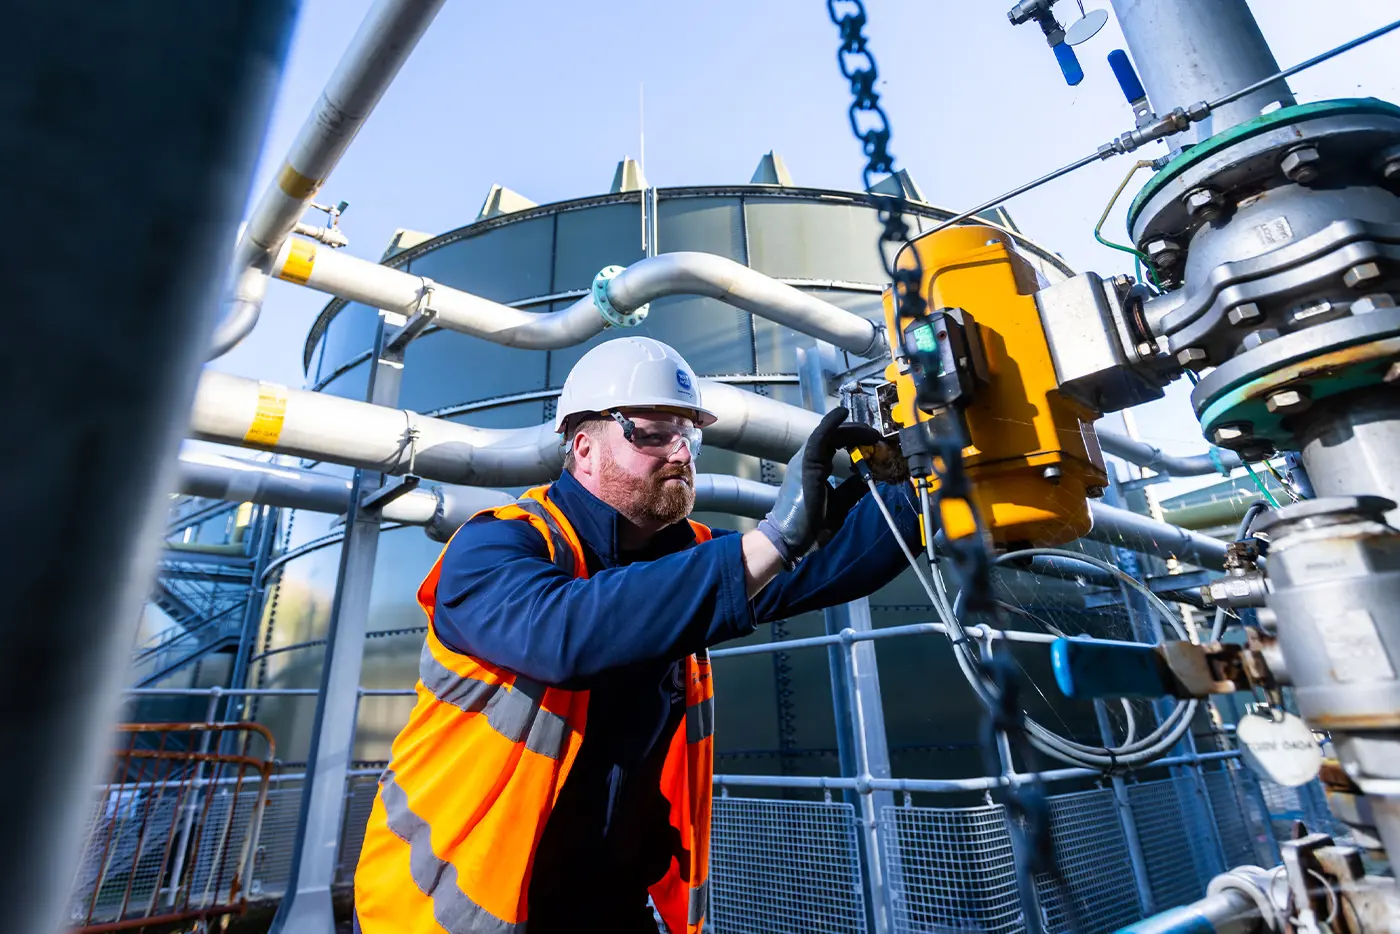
[688,878,709,926]
[417,644,569,760]
[686,693,715,743]
[379,769,519,934]
[511,497,576,576]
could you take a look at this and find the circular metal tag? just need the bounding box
[1065,8,1108,46]
[1237,711,1323,787]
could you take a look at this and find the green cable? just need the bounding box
[1095,229,1162,287]
[1243,461,1282,509]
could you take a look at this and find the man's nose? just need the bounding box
[669,440,694,465]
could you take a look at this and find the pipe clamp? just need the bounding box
[592,265,648,328]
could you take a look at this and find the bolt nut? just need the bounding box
[1265,388,1312,415]
[1343,262,1383,289]
[1280,145,1322,184]
[1352,293,1396,315]
[1185,187,1224,221]
[1241,328,1281,351]
[1227,303,1263,327]
[1042,466,1062,484]
[1177,347,1210,370]
[1212,424,1252,448]
[1145,238,1181,266]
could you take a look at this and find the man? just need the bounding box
[355,336,925,934]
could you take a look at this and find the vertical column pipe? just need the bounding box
[1108,0,1295,145]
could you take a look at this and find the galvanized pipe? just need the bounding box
[210,0,447,358]
[1097,430,1241,477]
[189,370,820,484]
[273,240,884,356]
[1108,0,1295,145]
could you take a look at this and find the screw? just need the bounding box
[1185,187,1224,221]
[1241,328,1281,351]
[1212,424,1252,448]
[1280,145,1322,184]
[1227,303,1263,327]
[1265,388,1312,415]
[1177,347,1209,369]
[1042,465,1062,484]
[1344,262,1383,289]
[1145,238,1181,266]
[1352,293,1396,315]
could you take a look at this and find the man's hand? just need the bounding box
[757,407,882,568]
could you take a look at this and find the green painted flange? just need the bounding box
[1126,98,1400,233]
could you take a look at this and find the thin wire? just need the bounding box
[1094,159,1160,286]
[921,18,1400,239]
[1244,462,1283,509]
[1208,17,1400,112]
[1265,459,1303,502]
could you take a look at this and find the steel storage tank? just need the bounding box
[248,176,1100,784]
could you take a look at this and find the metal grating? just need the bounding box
[1127,778,1215,910]
[1257,778,1345,840]
[883,803,1022,934]
[248,779,305,899]
[337,776,382,885]
[710,796,867,934]
[1035,789,1142,934]
[1205,768,1279,868]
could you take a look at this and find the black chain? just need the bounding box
[826,0,925,323]
[826,7,1076,931]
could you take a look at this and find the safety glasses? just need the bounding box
[609,411,702,459]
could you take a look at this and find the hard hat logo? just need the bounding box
[553,336,718,432]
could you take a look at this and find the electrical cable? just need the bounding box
[1093,160,1160,286]
[1244,462,1283,509]
[1208,500,1270,641]
[869,474,1191,770]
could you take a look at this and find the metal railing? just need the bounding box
[68,721,274,933]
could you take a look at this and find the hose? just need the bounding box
[867,475,1195,771]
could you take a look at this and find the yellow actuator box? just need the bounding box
[880,225,1107,547]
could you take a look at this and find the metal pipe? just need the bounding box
[0,5,297,933]
[211,0,447,358]
[188,370,820,484]
[1089,501,1228,570]
[1097,430,1240,477]
[1297,387,1400,527]
[1107,0,1295,146]
[274,241,884,356]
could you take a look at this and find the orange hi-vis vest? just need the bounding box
[354,485,716,934]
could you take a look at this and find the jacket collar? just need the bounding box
[545,470,697,568]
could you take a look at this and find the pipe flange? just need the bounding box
[592,265,648,329]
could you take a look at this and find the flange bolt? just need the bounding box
[1177,347,1209,370]
[1185,187,1224,221]
[1212,424,1252,449]
[1265,388,1311,416]
[1226,303,1262,327]
[1280,145,1321,185]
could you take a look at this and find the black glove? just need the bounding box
[758,407,883,567]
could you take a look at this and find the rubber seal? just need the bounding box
[592,265,648,329]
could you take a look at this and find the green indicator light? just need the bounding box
[912,324,937,353]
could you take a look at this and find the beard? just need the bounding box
[598,444,696,528]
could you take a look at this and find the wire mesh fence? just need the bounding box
[1127,775,1219,911]
[709,796,868,934]
[67,722,273,932]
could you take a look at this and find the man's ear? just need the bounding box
[572,430,593,475]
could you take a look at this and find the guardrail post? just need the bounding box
[1096,700,1155,915]
[270,315,405,934]
[844,633,892,934]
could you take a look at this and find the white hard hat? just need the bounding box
[554,337,717,432]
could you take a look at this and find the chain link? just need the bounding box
[826,8,1075,930]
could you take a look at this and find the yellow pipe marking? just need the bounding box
[244,382,289,448]
[277,162,321,200]
[280,239,317,285]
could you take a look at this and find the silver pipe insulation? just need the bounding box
[1096,430,1241,478]
[188,371,821,487]
[272,240,884,357]
[176,447,1227,571]
[210,0,447,358]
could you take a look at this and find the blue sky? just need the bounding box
[210,0,1400,485]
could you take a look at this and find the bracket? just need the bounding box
[359,475,421,514]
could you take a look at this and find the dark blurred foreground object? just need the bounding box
[0,3,297,931]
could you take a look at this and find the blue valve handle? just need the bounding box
[1050,637,1175,699]
[1053,41,1084,86]
[1107,49,1147,104]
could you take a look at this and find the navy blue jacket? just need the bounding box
[431,469,922,926]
